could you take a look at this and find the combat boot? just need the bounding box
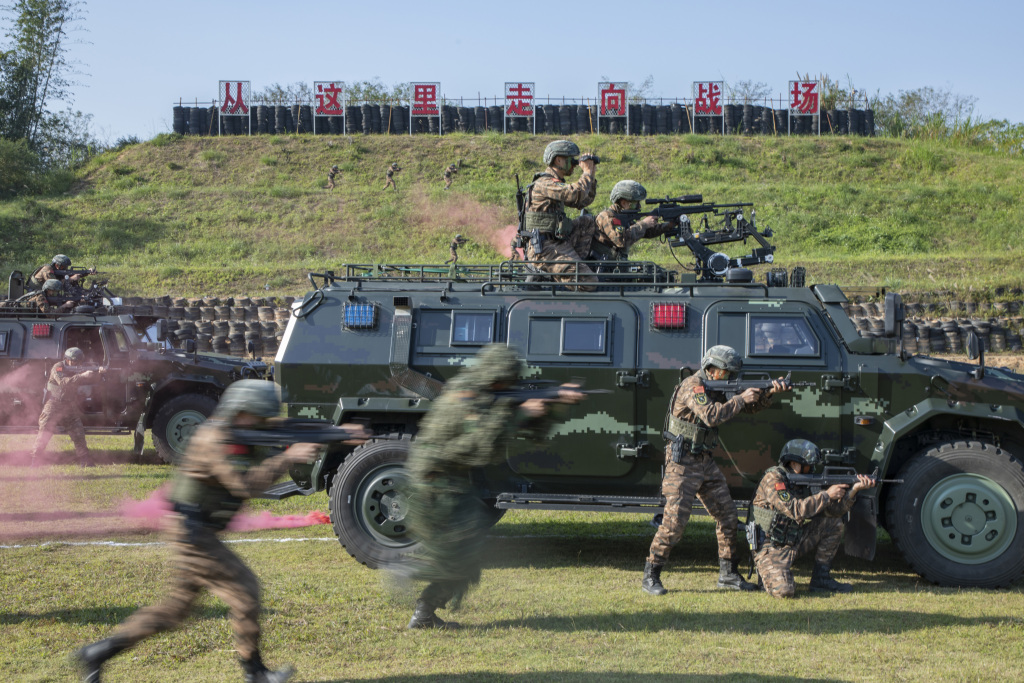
[809,563,853,593]
[717,558,758,591]
[240,653,295,683]
[73,636,128,683]
[641,561,667,595]
[407,599,460,629]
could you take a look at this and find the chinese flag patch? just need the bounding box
[775,481,787,490]
[693,386,705,394]
[228,444,249,455]
[612,218,621,226]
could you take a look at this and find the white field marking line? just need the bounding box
[1,533,648,550]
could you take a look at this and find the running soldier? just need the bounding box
[750,439,876,598]
[74,381,365,682]
[30,348,106,466]
[642,345,790,595]
[522,140,598,291]
[444,234,467,265]
[401,345,584,629]
[28,254,93,290]
[443,163,457,190]
[383,162,401,191]
[327,164,339,190]
[591,180,679,265]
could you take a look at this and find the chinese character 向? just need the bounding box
[790,82,819,114]
[506,83,534,117]
[316,83,344,115]
[694,83,722,116]
[600,84,625,116]
[220,82,248,115]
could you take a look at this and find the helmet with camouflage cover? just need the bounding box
[331,165,339,171]
[52,254,71,268]
[610,180,647,204]
[450,344,522,393]
[42,279,63,292]
[391,162,399,169]
[700,345,742,373]
[64,347,85,364]
[543,140,580,166]
[455,234,463,240]
[210,379,280,423]
[778,439,821,469]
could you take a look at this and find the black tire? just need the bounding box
[329,435,417,568]
[885,440,1024,588]
[152,393,218,464]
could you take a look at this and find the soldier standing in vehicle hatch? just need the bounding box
[641,344,790,595]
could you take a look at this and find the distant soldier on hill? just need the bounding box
[444,234,467,265]
[443,163,458,190]
[383,162,401,192]
[327,165,340,190]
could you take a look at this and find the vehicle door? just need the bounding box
[704,300,846,494]
[60,324,108,427]
[99,323,133,424]
[0,321,47,427]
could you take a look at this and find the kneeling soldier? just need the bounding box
[751,439,876,598]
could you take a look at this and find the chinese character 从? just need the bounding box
[694,82,722,116]
[316,83,344,115]
[506,83,534,117]
[220,82,248,115]
[600,84,625,116]
[790,81,819,114]
[413,84,439,115]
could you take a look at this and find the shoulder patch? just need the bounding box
[612,218,621,226]
[693,385,705,394]
[227,444,250,456]
[693,385,708,406]
[774,481,787,490]
[778,489,792,502]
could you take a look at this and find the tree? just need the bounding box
[724,80,772,104]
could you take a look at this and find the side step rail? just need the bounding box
[495,492,750,516]
[256,481,318,501]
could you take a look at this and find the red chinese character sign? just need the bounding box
[504,82,535,134]
[218,81,251,136]
[692,81,724,134]
[313,81,345,135]
[597,82,628,133]
[788,80,819,135]
[410,82,441,135]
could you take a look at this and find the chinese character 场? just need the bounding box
[790,81,819,114]
[600,83,626,116]
[694,82,722,116]
[316,83,344,115]
[220,82,249,115]
[412,84,439,116]
[506,83,534,117]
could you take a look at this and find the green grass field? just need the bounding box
[2,435,1022,682]
[2,133,1023,299]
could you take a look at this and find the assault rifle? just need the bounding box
[492,381,610,405]
[786,466,904,488]
[62,267,100,279]
[230,418,377,448]
[702,371,814,398]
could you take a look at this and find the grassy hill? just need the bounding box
[1,132,1022,299]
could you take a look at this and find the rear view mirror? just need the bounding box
[884,292,905,338]
[156,319,169,342]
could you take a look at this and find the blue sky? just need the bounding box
[25,0,1024,141]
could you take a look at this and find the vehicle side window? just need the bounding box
[525,316,612,362]
[104,327,130,356]
[64,326,105,364]
[0,331,7,354]
[750,315,820,357]
[451,311,495,346]
[416,309,499,353]
[562,319,607,355]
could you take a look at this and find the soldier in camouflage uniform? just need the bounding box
[591,181,679,266]
[401,345,583,629]
[26,279,76,313]
[443,163,457,190]
[751,439,876,598]
[522,140,598,291]
[642,345,790,595]
[28,254,91,290]
[30,348,106,466]
[74,380,345,683]
[383,162,401,191]
[444,234,467,265]
[327,164,339,190]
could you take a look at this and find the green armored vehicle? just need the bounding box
[1,274,270,462]
[272,206,1024,589]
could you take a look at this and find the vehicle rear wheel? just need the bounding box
[885,440,1024,588]
[152,394,217,464]
[329,435,418,568]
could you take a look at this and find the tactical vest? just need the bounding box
[662,382,718,455]
[168,442,269,531]
[46,366,68,402]
[523,172,574,239]
[752,467,810,547]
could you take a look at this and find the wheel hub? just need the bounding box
[168,410,205,452]
[922,473,1017,565]
[356,466,409,547]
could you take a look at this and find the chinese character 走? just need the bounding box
[506,83,534,117]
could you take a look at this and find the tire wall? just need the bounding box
[176,104,873,137]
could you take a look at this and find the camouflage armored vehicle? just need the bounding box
[272,206,1024,589]
[1,274,269,462]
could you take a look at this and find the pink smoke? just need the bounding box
[408,192,521,257]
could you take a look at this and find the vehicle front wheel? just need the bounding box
[885,440,1024,588]
[329,435,417,568]
[152,394,217,464]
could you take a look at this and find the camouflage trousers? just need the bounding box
[754,516,845,598]
[31,400,89,463]
[444,248,459,265]
[383,176,397,191]
[112,515,262,659]
[525,215,598,291]
[647,448,739,565]
[444,177,453,189]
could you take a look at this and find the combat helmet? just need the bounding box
[454,344,523,392]
[779,439,821,469]
[42,279,63,292]
[52,254,71,268]
[391,162,399,169]
[543,140,580,166]
[700,345,742,374]
[331,165,339,171]
[210,379,280,422]
[455,234,463,240]
[64,347,85,364]
[610,180,647,205]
